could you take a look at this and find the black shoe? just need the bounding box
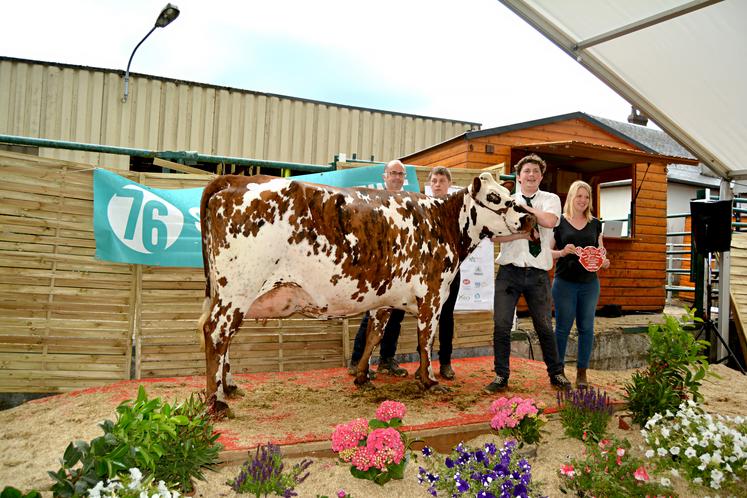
[378,357,408,377]
[483,375,509,394]
[550,373,572,389]
[439,364,456,380]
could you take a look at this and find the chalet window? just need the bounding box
[599,179,632,237]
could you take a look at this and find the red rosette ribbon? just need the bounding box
[574,246,606,272]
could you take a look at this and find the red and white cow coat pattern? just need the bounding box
[198,173,535,415]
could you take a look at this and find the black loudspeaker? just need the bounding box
[690,199,733,255]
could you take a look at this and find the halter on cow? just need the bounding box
[198,172,536,415]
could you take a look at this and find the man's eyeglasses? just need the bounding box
[387,171,405,177]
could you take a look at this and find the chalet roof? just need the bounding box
[465,111,697,161]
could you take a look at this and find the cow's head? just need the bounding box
[466,172,537,239]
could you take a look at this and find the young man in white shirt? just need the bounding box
[484,154,572,394]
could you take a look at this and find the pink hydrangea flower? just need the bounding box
[375,400,406,422]
[331,417,368,452]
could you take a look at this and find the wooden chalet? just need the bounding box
[401,112,699,312]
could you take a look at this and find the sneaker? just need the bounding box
[439,363,456,380]
[377,357,408,377]
[550,373,572,389]
[483,375,509,394]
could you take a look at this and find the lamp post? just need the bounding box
[122,3,180,103]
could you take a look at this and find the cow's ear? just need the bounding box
[502,180,516,192]
[471,175,482,194]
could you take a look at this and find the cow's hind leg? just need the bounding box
[202,298,245,417]
[222,350,244,398]
[354,309,390,388]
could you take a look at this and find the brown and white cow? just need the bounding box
[198,172,535,415]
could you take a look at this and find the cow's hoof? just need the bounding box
[208,399,231,420]
[224,385,245,398]
[354,378,375,390]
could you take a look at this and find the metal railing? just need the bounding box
[665,195,747,303]
[0,133,335,175]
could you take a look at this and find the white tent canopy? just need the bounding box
[498,0,747,181]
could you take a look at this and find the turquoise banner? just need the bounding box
[94,169,204,267]
[93,166,419,267]
[295,164,420,192]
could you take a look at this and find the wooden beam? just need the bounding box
[153,157,214,175]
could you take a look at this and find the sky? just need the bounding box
[1,0,634,128]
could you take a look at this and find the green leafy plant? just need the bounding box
[316,492,353,498]
[114,389,223,492]
[227,443,311,497]
[558,434,675,497]
[642,400,747,496]
[557,387,614,442]
[315,492,352,498]
[0,487,42,498]
[48,386,222,497]
[624,308,711,426]
[417,440,545,497]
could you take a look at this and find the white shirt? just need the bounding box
[495,189,561,271]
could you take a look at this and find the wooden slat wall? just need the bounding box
[0,152,133,392]
[345,312,494,362]
[0,151,498,392]
[729,233,747,359]
[599,163,668,310]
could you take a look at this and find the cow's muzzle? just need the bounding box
[519,213,539,239]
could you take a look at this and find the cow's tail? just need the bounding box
[197,177,229,351]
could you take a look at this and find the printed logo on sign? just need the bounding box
[107,184,184,254]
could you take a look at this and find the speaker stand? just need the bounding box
[695,252,746,374]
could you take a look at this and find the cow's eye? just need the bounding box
[486,192,502,204]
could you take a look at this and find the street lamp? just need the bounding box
[122,3,180,103]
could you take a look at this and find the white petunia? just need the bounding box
[660,477,671,486]
[89,481,105,498]
[129,467,143,482]
[685,447,697,458]
[657,447,669,457]
[669,446,680,456]
[645,449,654,458]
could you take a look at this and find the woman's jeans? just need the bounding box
[552,276,600,369]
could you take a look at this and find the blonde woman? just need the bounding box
[551,180,610,388]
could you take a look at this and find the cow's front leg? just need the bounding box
[354,309,390,388]
[416,309,448,393]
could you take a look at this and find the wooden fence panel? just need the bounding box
[0,151,497,393]
[0,152,132,392]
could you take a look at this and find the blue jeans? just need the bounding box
[552,276,600,369]
[493,265,563,378]
[350,309,405,363]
